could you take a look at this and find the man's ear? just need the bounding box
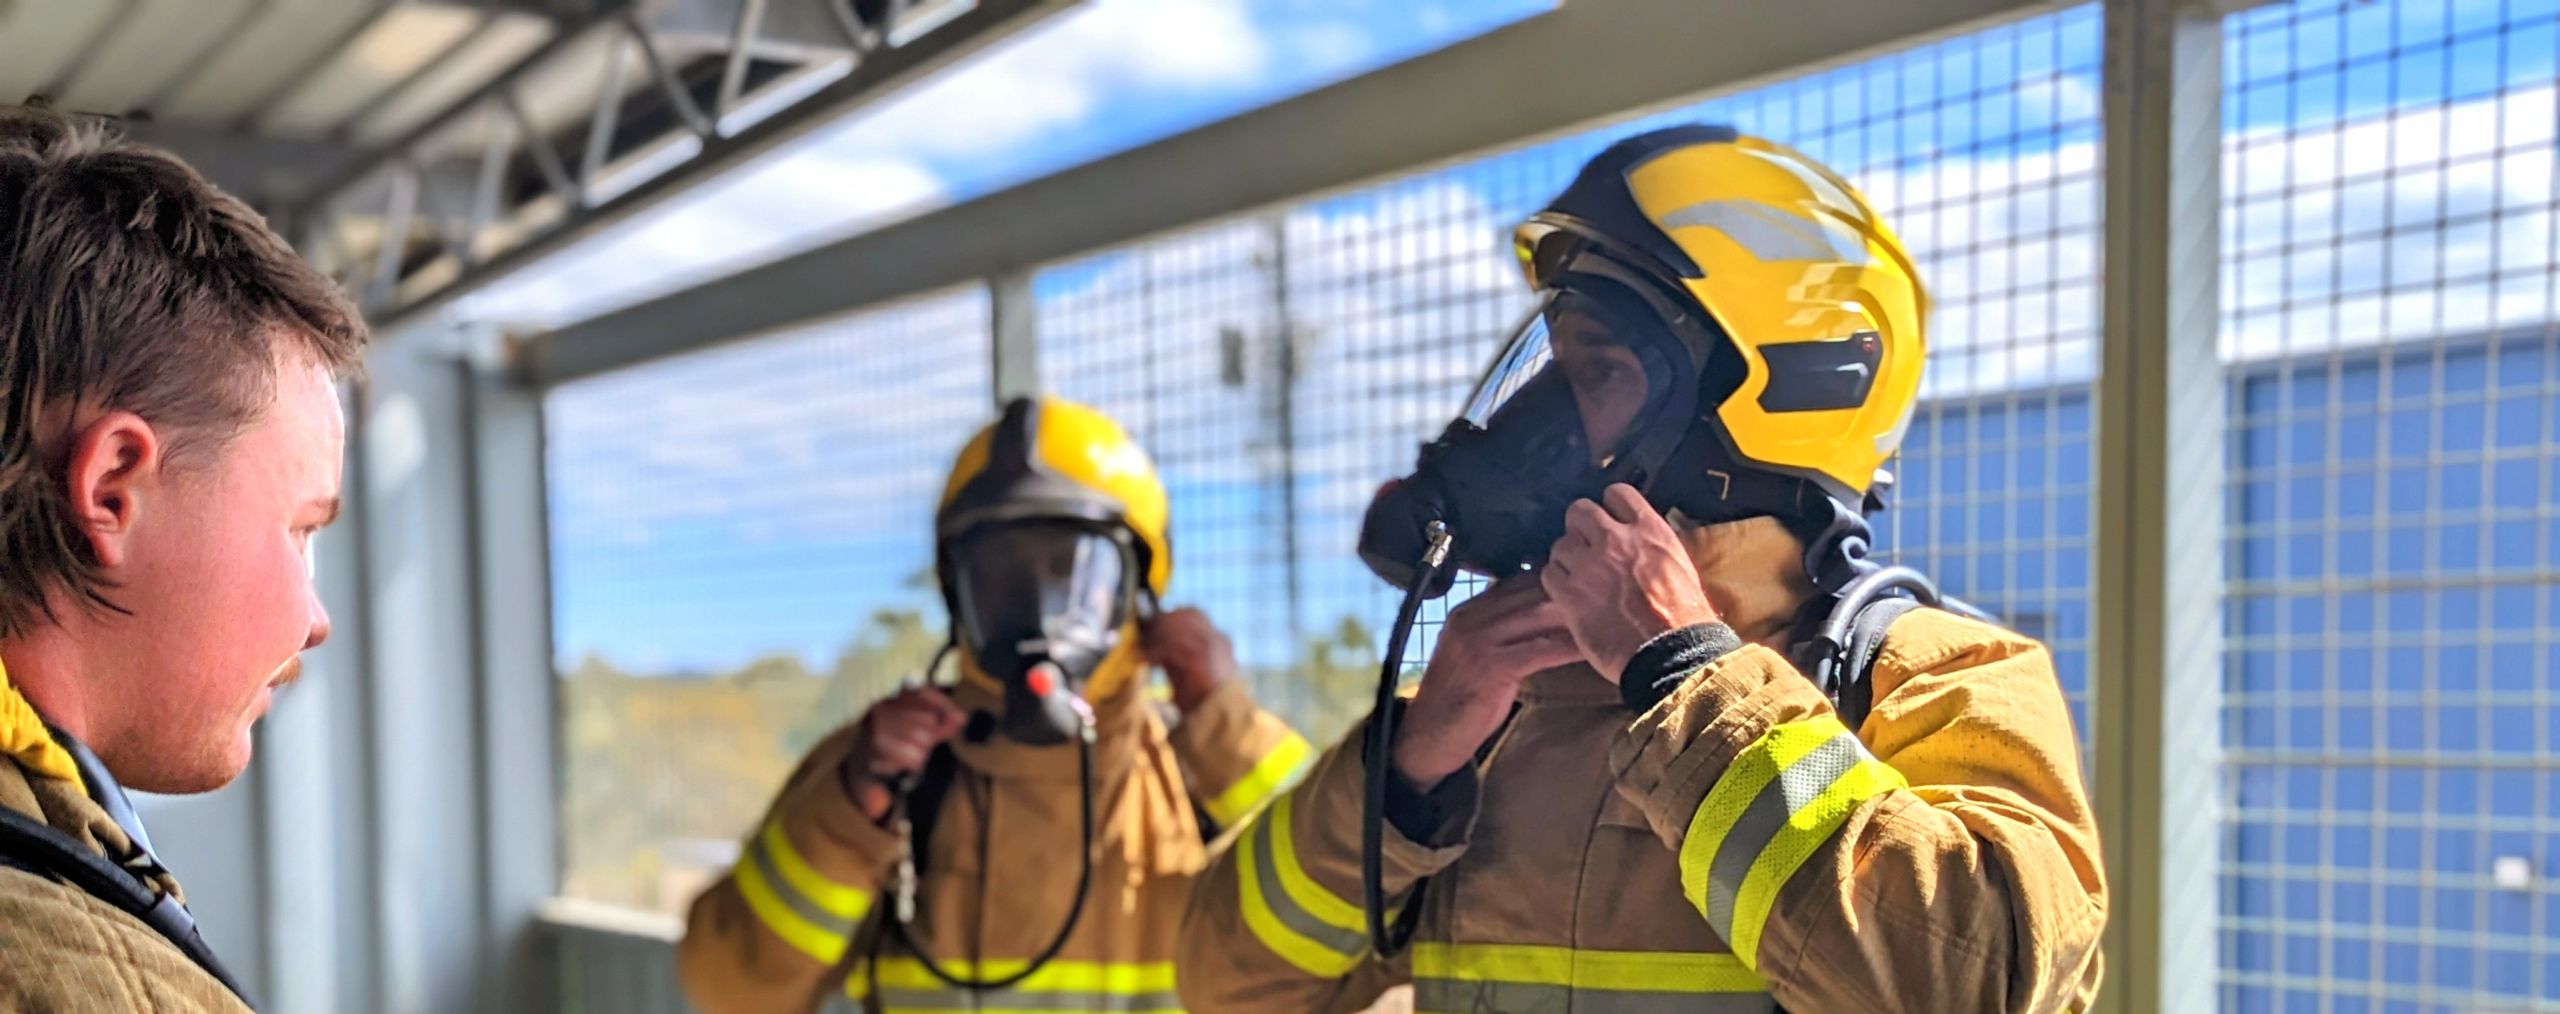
[64,411,163,569]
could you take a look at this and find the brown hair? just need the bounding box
[0,104,369,636]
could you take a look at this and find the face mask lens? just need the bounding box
[952,522,1130,661]
[1459,291,1683,467]
[1462,310,1556,426]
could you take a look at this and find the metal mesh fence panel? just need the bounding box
[2218,0,2560,1008]
[545,287,990,915]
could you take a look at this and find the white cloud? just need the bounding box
[454,154,947,329]
[798,0,1269,163]
[1280,22,1375,73]
[2220,83,2560,363]
[545,289,992,546]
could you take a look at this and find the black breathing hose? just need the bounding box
[880,703,1097,994]
[1806,564,1941,701]
[1362,520,1452,958]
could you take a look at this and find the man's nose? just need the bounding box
[304,590,332,650]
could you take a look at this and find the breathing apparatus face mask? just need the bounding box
[1360,269,1707,594]
[946,520,1137,746]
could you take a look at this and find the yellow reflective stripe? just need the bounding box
[758,820,872,922]
[1676,718,1855,936]
[1408,942,1765,994]
[1265,791,1366,934]
[1236,791,1367,976]
[862,957,1177,994]
[872,1007,1182,1014]
[1725,755,1904,967]
[732,847,852,964]
[1203,731,1313,826]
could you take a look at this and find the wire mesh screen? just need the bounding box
[545,287,990,916]
[1034,5,2101,751]
[2218,0,2560,1008]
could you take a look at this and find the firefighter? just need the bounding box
[1177,125,2106,1013]
[0,104,366,1013]
[679,395,1314,1013]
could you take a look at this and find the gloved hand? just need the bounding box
[840,686,968,823]
[1390,575,1581,791]
[1540,483,1719,684]
[1143,606,1236,714]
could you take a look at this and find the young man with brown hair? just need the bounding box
[0,104,368,1012]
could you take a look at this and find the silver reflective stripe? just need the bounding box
[873,988,1183,1012]
[1414,978,1567,1014]
[1808,213,1874,265]
[1704,733,1867,937]
[1661,199,1834,263]
[1735,200,1851,263]
[1412,979,1775,1014]
[748,830,857,937]
[1246,814,1369,960]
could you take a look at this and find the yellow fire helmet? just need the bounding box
[1362,125,1927,594]
[934,396,1169,721]
[1511,124,1927,518]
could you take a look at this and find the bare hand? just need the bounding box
[1390,577,1582,790]
[1144,606,1238,714]
[843,686,968,822]
[1539,484,1719,684]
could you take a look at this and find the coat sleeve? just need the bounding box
[678,721,906,1014]
[1609,608,2107,1014]
[1165,677,1315,828]
[1175,718,1470,1014]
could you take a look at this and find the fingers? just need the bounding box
[869,735,935,775]
[904,686,968,732]
[870,705,963,773]
[1451,578,1552,634]
[1470,593,1570,647]
[1480,574,1550,605]
[853,780,893,821]
[868,724,939,773]
[1512,629,1589,673]
[1600,483,1650,525]
[1563,497,1611,543]
[1142,605,1198,641]
[875,688,967,744]
[1143,606,1224,648]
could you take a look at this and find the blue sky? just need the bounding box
[541,0,2560,677]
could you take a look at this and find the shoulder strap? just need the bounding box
[904,743,963,870]
[1835,597,1925,732]
[0,807,257,1008]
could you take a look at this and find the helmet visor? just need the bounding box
[1460,286,1689,468]
[949,521,1133,667]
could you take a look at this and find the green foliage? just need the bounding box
[556,605,936,914]
[1247,613,1380,749]
[557,609,1384,915]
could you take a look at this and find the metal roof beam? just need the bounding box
[325,0,1073,331]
